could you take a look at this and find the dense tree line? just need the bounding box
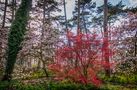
[0,0,137,83]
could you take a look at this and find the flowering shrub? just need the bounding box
[48,31,114,86]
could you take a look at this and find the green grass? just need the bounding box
[103,74,137,85]
[102,83,137,90]
[0,78,137,90]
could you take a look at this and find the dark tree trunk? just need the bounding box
[63,0,68,31]
[103,0,110,77]
[2,0,8,28]
[0,40,2,70]
[2,0,32,81]
[77,0,80,34]
[135,31,137,57]
[82,5,88,34]
[39,0,49,77]
[63,0,71,46]
[11,0,16,21]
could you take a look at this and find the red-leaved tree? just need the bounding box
[48,31,114,86]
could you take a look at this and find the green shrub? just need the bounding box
[21,70,47,80]
[50,82,108,90]
[15,84,46,90]
[128,75,137,84]
[0,81,9,90]
[31,70,45,78]
[104,74,137,85]
[0,80,110,90]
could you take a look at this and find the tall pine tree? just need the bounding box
[70,0,96,33]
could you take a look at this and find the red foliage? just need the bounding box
[48,31,114,87]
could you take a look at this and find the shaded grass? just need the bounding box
[0,79,137,90]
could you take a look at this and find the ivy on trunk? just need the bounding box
[2,0,32,81]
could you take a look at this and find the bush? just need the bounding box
[103,74,137,84]
[48,32,113,86]
[0,80,109,90]
[0,80,46,90]
[15,84,46,90]
[20,69,47,80]
[128,75,137,84]
[50,82,109,90]
[0,81,9,90]
[31,70,45,78]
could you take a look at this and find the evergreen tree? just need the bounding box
[2,0,32,81]
[93,1,125,27]
[70,0,96,33]
[93,1,137,26]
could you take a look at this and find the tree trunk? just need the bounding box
[2,0,8,28]
[82,5,88,34]
[0,40,2,71]
[63,0,71,46]
[103,0,110,77]
[11,0,16,21]
[42,60,49,77]
[2,0,32,81]
[77,0,80,34]
[63,0,68,31]
[39,0,49,77]
[135,31,137,57]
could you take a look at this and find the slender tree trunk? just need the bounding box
[42,60,49,77]
[40,0,49,77]
[103,0,110,77]
[2,0,32,81]
[103,0,108,33]
[37,59,41,69]
[134,31,137,73]
[63,0,68,31]
[14,0,16,11]
[75,0,81,67]
[2,0,8,28]
[77,0,80,34]
[37,0,46,70]
[63,0,71,46]
[11,0,15,21]
[0,39,2,71]
[135,31,137,57]
[82,5,88,34]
